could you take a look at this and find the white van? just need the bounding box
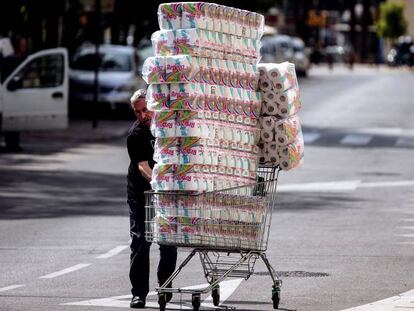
[0,47,68,140]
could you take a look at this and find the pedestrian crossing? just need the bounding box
[302,129,414,148]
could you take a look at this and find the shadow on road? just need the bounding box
[0,169,127,220]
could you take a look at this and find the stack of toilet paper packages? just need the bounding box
[151,28,260,64]
[155,2,264,64]
[257,62,304,171]
[143,57,259,91]
[158,2,264,39]
[152,192,267,247]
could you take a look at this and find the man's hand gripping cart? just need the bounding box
[145,165,282,311]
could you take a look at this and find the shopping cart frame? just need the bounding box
[145,165,282,310]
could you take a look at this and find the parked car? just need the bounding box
[291,37,311,76]
[69,44,145,111]
[260,34,310,76]
[386,36,414,67]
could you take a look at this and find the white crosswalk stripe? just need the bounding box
[302,132,321,144]
[340,134,373,145]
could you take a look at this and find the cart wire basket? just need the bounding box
[145,165,282,310]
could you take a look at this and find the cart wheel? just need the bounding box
[272,287,280,309]
[158,293,166,311]
[192,294,201,311]
[212,285,220,306]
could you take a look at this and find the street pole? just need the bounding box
[92,0,101,129]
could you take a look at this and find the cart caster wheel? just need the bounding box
[158,293,166,311]
[272,287,280,309]
[212,285,220,306]
[192,294,201,311]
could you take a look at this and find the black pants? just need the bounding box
[128,198,177,299]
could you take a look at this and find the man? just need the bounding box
[127,89,177,308]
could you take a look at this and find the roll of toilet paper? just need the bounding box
[275,115,302,146]
[152,30,176,56]
[181,2,208,29]
[142,56,165,84]
[151,164,175,191]
[146,84,170,111]
[262,99,278,116]
[278,134,304,171]
[154,137,180,164]
[260,128,273,143]
[151,111,176,138]
[174,28,201,55]
[179,137,207,164]
[276,87,301,118]
[158,3,182,30]
[169,83,201,110]
[165,55,197,83]
[175,110,206,137]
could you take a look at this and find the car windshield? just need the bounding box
[72,51,132,72]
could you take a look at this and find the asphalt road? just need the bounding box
[1,65,414,311]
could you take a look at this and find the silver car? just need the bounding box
[69,44,146,110]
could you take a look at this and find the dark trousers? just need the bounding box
[128,198,177,299]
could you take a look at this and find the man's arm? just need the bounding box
[138,161,152,182]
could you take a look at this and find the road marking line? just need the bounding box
[397,226,414,230]
[278,179,414,193]
[400,218,414,222]
[395,234,414,238]
[340,288,414,310]
[0,284,25,292]
[340,134,373,145]
[62,278,243,309]
[395,242,414,245]
[278,180,361,192]
[359,180,414,188]
[202,278,243,308]
[303,132,320,144]
[39,263,92,279]
[96,245,129,259]
[395,137,414,148]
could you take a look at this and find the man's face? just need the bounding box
[132,99,153,126]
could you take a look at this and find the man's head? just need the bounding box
[130,88,153,127]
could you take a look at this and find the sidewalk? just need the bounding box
[21,120,131,143]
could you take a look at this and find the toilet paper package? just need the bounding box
[158,3,182,30]
[151,30,176,56]
[165,55,198,83]
[179,137,208,164]
[169,83,202,110]
[175,110,207,137]
[146,84,170,111]
[275,115,302,146]
[154,137,180,164]
[174,164,206,191]
[142,56,166,84]
[151,164,175,190]
[181,2,208,29]
[257,62,298,93]
[276,87,301,118]
[151,111,176,137]
[278,134,304,171]
[174,28,202,55]
[155,213,177,243]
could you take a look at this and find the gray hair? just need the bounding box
[130,88,147,105]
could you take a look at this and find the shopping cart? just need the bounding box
[145,165,281,311]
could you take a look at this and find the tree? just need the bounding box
[376,1,407,42]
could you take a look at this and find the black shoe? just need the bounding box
[130,296,145,308]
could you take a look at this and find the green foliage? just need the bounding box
[376,1,407,40]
